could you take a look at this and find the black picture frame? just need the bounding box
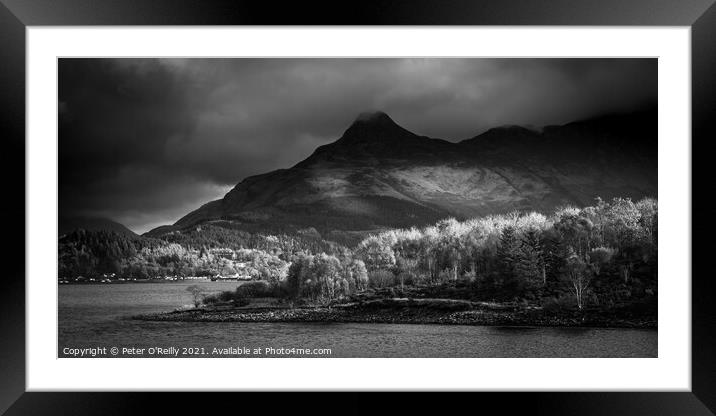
[1,1,713,414]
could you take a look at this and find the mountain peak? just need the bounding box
[294,110,452,167]
[164,109,656,233]
[338,110,413,144]
[347,111,401,132]
[353,110,392,124]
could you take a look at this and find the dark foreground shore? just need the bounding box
[133,298,657,329]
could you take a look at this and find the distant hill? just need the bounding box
[146,109,656,240]
[59,216,137,238]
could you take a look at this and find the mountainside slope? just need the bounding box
[147,110,657,239]
[60,215,137,238]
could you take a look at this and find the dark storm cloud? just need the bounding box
[59,58,656,233]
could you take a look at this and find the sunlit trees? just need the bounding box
[461,226,487,279]
[419,226,441,281]
[356,235,396,272]
[435,218,467,281]
[311,253,342,300]
[347,196,656,306]
[348,259,369,291]
[285,253,353,302]
[554,210,594,259]
[59,196,657,309]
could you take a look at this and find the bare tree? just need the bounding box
[564,254,590,310]
[186,285,205,308]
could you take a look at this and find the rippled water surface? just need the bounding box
[59,282,657,358]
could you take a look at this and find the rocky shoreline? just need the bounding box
[133,298,657,329]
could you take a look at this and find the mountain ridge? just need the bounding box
[146,109,657,240]
[60,215,137,237]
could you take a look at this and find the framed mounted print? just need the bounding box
[1,0,713,414]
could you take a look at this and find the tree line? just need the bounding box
[355,197,657,308]
[59,197,657,310]
[58,228,337,281]
[280,197,657,308]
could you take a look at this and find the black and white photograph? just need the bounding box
[58,57,658,358]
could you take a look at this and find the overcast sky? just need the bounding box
[59,58,656,234]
